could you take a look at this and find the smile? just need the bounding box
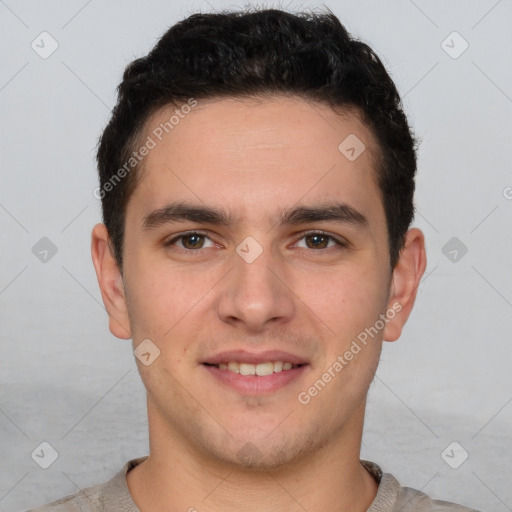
[206,361,302,376]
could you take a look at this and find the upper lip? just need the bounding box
[202,350,308,365]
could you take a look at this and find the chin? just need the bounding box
[201,427,323,472]
[212,446,299,472]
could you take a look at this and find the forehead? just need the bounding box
[128,95,385,230]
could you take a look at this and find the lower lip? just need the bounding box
[202,364,309,395]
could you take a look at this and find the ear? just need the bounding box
[91,223,131,339]
[383,228,427,342]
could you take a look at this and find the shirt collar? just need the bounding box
[101,457,399,512]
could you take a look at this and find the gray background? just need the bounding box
[1,0,511,510]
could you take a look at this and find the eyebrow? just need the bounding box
[141,201,368,231]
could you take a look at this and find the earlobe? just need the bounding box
[91,223,132,340]
[383,228,427,342]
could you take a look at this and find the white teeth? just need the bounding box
[215,360,300,375]
[256,362,274,376]
[228,361,240,374]
[239,363,255,375]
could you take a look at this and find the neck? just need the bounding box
[127,400,378,512]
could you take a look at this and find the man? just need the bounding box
[29,8,481,512]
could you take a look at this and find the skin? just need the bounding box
[92,95,426,512]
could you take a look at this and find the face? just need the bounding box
[94,95,421,470]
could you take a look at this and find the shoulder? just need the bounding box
[26,495,79,511]
[361,460,483,512]
[25,486,100,512]
[25,456,148,512]
[395,484,482,511]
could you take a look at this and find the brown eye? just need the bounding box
[181,233,205,249]
[294,231,347,252]
[165,232,215,251]
[304,233,331,249]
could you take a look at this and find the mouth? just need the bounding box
[201,350,310,395]
[203,361,305,376]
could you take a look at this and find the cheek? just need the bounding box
[124,256,220,342]
[300,268,387,403]
[295,263,389,337]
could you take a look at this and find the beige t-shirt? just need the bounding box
[27,457,481,512]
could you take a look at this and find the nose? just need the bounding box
[216,243,296,332]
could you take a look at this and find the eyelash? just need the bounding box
[164,230,348,254]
